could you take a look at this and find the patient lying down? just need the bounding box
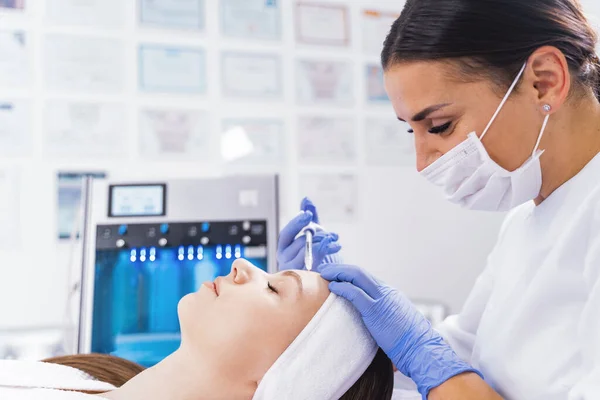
[46,259,394,400]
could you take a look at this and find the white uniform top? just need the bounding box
[394,152,600,400]
[0,359,114,399]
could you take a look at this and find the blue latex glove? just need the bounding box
[277,198,343,271]
[319,264,483,399]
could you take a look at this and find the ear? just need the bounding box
[526,46,571,113]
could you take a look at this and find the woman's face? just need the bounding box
[178,258,329,381]
[384,60,546,173]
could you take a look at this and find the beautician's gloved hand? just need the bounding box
[319,264,483,399]
[277,197,343,271]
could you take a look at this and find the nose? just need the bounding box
[417,151,446,173]
[414,134,443,172]
[231,258,253,284]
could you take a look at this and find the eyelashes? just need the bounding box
[267,282,278,294]
[406,121,452,135]
[428,121,452,134]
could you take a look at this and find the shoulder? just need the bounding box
[583,186,600,285]
[574,154,600,230]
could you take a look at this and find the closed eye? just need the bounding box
[267,282,279,294]
[428,121,452,135]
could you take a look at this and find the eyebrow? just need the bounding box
[397,103,452,122]
[281,270,304,293]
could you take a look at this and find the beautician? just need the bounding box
[278,0,600,399]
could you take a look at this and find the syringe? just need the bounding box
[304,227,314,271]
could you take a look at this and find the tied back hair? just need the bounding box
[382,0,600,102]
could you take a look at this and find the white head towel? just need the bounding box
[253,293,378,400]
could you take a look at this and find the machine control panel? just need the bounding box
[96,220,267,250]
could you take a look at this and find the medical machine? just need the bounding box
[77,176,279,367]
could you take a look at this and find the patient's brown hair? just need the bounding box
[44,348,394,399]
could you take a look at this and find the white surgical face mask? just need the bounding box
[421,62,550,212]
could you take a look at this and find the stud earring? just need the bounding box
[542,104,552,113]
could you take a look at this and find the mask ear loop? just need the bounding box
[532,113,550,157]
[480,62,528,140]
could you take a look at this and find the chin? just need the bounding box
[178,292,202,319]
[178,292,213,340]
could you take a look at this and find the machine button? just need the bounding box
[158,238,168,247]
[118,225,128,236]
[147,227,157,238]
[160,223,169,234]
[200,236,210,245]
[242,221,251,231]
[116,239,126,248]
[251,224,264,235]
[102,228,111,239]
[201,222,210,233]
[188,226,198,237]
[229,225,239,235]
[242,235,251,244]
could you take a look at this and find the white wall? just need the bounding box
[0,0,599,332]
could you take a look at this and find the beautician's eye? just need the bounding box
[407,128,414,134]
[428,121,452,135]
[267,282,279,294]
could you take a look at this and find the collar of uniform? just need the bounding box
[532,151,600,219]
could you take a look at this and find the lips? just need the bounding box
[202,281,218,296]
[213,278,221,296]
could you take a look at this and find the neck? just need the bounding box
[99,348,255,400]
[535,95,600,204]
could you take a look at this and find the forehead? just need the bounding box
[294,270,329,301]
[383,61,464,117]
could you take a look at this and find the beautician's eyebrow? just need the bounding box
[281,270,304,293]
[397,103,452,122]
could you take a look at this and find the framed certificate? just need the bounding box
[139,108,211,159]
[43,101,127,158]
[44,35,124,94]
[221,118,284,165]
[297,116,356,165]
[139,44,207,94]
[365,64,390,103]
[295,2,350,47]
[221,0,281,40]
[139,0,205,31]
[299,173,358,223]
[0,31,29,89]
[364,117,414,166]
[46,0,126,28]
[362,9,399,55]
[296,59,354,106]
[0,99,31,156]
[221,52,282,99]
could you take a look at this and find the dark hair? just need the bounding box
[340,348,394,400]
[42,354,145,395]
[382,0,600,101]
[44,349,394,399]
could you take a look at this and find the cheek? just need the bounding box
[211,299,299,372]
[478,101,540,170]
[208,293,282,346]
